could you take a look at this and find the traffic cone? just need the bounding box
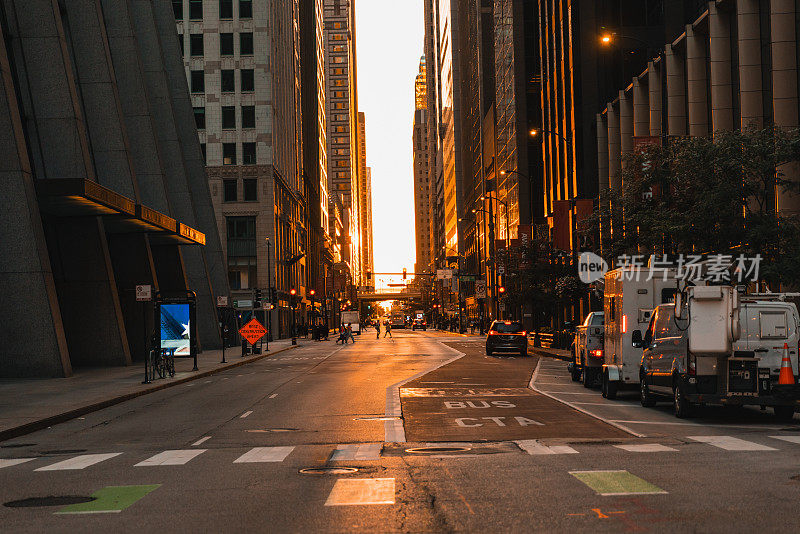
[779,343,795,385]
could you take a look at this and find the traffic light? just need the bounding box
[402,268,407,280]
[270,288,277,304]
[290,288,296,296]
[309,289,316,297]
[366,269,372,281]
[498,286,506,295]
[254,288,262,307]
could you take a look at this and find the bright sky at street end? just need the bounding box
[355,0,424,287]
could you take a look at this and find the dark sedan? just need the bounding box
[486,320,528,356]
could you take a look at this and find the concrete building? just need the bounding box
[323,0,362,289]
[598,0,800,217]
[0,0,227,378]
[356,112,373,281]
[413,57,433,277]
[175,0,307,338]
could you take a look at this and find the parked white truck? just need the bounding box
[634,286,800,420]
[570,311,604,387]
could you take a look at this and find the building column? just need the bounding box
[709,1,734,133]
[666,43,687,136]
[771,0,800,213]
[633,77,650,138]
[607,102,621,190]
[619,90,633,169]
[596,113,609,192]
[648,60,663,137]
[686,24,709,137]
[738,0,763,129]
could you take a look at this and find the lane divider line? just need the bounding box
[0,458,35,469]
[36,453,122,471]
[528,359,645,438]
[325,478,395,506]
[234,446,295,463]
[240,411,253,418]
[192,436,211,446]
[135,449,206,466]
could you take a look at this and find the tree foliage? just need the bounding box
[583,127,800,288]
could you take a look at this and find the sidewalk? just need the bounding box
[530,345,572,360]
[0,339,299,442]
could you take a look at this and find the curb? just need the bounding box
[0,344,299,443]
[529,347,573,362]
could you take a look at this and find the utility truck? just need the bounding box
[570,311,604,387]
[633,286,800,420]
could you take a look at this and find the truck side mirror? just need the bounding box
[631,329,643,348]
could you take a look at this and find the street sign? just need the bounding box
[475,280,487,299]
[499,303,506,311]
[238,318,267,345]
[234,299,253,309]
[436,269,453,280]
[459,275,476,282]
[263,303,273,311]
[216,295,228,307]
[136,285,152,302]
[497,265,505,275]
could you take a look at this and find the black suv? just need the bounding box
[486,321,528,356]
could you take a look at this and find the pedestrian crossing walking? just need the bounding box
[3,435,800,474]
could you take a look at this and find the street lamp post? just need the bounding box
[289,288,297,345]
[265,238,272,346]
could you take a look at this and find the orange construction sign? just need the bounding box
[239,318,267,345]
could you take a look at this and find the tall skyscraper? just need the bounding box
[413,57,433,276]
[175,0,306,338]
[357,112,373,280]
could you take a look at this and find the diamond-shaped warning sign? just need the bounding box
[238,318,267,345]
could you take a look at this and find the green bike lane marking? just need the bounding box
[56,485,161,514]
[569,470,667,496]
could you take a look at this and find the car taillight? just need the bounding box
[489,330,498,335]
[520,331,526,337]
[590,349,603,358]
[621,314,627,334]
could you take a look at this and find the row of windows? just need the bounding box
[223,178,258,202]
[221,142,257,165]
[185,32,253,57]
[173,0,252,21]
[194,105,256,130]
[191,69,254,93]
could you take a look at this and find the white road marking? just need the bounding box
[770,435,800,444]
[269,394,278,398]
[36,453,121,471]
[234,446,295,463]
[135,449,206,466]
[516,440,578,455]
[611,420,786,430]
[330,443,382,461]
[614,444,678,453]
[192,436,211,446]
[537,391,598,395]
[240,411,253,418]
[325,478,395,506]
[688,436,777,451]
[0,458,34,469]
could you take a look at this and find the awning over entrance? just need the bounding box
[35,178,205,245]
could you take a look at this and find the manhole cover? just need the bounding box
[37,449,87,455]
[405,446,472,454]
[299,467,359,475]
[0,444,35,449]
[4,496,96,508]
[353,416,401,421]
[245,428,298,433]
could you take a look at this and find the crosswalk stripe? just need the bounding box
[325,478,395,506]
[614,444,678,453]
[688,436,777,451]
[234,446,295,463]
[769,435,800,445]
[0,458,34,469]
[516,440,578,455]
[192,436,211,446]
[330,443,382,461]
[135,449,206,466]
[36,453,122,471]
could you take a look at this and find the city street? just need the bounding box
[2,329,800,532]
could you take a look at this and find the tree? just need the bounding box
[584,127,800,288]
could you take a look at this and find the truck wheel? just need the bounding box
[570,361,581,382]
[774,406,795,423]
[673,382,693,418]
[601,372,618,400]
[582,367,591,388]
[640,376,656,407]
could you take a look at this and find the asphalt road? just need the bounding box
[2,329,800,532]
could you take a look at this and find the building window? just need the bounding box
[219,0,233,19]
[239,0,252,18]
[226,216,256,289]
[220,33,234,55]
[193,107,205,129]
[333,23,343,29]
[241,69,254,92]
[333,56,346,64]
[243,178,257,201]
[223,179,237,202]
[189,0,202,19]
[242,142,256,164]
[172,0,183,20]
[200,143,206,163]
[190,70,204,93]
[242,105,255,128]
[221,69,235,92]
[222,106,236,129]
[240,32,253,55]
[189,34,203,56]
[223,143,236,165]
